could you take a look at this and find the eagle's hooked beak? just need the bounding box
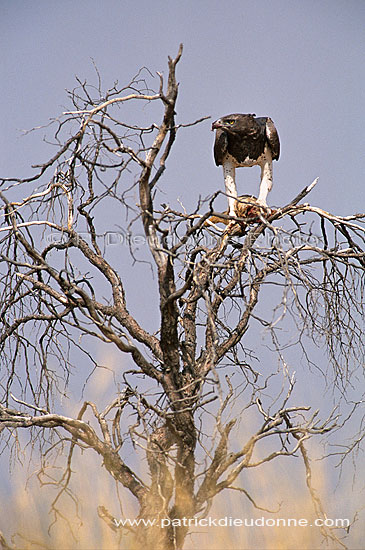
[211,119,222,131]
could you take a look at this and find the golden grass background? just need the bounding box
[2,361,363,549]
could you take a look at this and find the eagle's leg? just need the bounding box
[222,158,238,217]
[258,151,273,207]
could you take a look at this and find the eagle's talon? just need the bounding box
[256,199,269,209]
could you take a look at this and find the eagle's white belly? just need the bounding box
[223,147,269,169]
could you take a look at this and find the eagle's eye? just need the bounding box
[226,120,235,125]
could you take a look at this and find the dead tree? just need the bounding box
[0,45,364,550]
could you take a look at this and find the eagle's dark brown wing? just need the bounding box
[265,117,280,161]
[213,128,228,166]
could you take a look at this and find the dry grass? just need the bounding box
[1,367,362,550]
[1,444,362,550]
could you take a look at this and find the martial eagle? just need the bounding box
[212,113,280,216]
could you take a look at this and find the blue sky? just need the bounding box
[1,0,364,213]
[2,0,364,327]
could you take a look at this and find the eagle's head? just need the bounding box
[212,113,256,133]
